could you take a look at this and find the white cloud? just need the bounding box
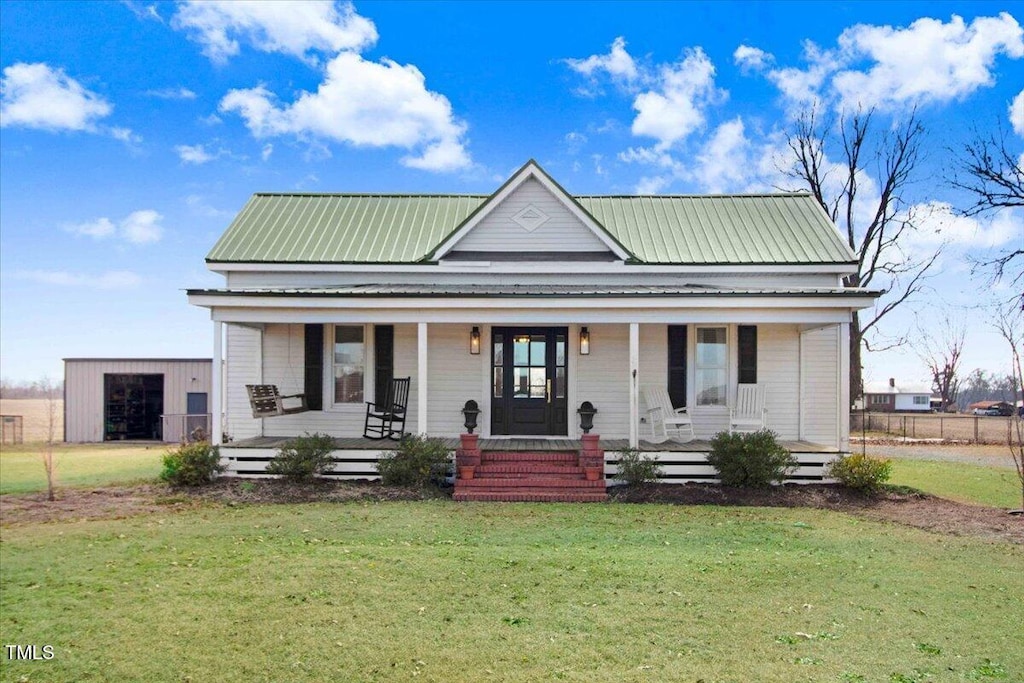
[1011,90,1024,136]
[692,117,752,193]
[172,0,377,64]
[220,52,470,171]
[831,13,1024,111]
[734,44,772,71]
[635,176,671,195]
[176,143,216,164]
[111,127,142,148]
[120,210,164,244]
[147,87,197,100]
[66,218,116,239]
[14,270,143,289]
[123,1,163,23]
[0,62,111,131]
[65,210,164,245]
[760,13,1024,113]
[186,194,232,218]
[908,202,1022,249]
[632,48,724,149]
[261,143,274,160]
[564,36,640,85]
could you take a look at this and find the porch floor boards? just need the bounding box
[226,436,838,453]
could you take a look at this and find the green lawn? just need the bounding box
[888,459,1021,509]
[0,443,162,494]
[1,502,1020,682]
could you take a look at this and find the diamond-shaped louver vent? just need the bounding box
[511,204,551,232]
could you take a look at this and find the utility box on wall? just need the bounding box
[63,359,212,443]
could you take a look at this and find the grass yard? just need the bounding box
[1,502,1021,682]
[0,443,162,494]
[888,459,1021,509]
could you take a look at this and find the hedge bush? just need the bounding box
[376,435,451,489]
[266,432,336,480]
[707,429,797,488]
[615,448,662,486]
[160,441,223,486]
[828,453,892,491]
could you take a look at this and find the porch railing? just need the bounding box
[161,413,212,444]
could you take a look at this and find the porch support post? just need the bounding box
[212,320,223,446]
[629,322,639,448]
[838,321,850,451]
[417,322,428,435]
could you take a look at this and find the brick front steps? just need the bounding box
[453,450,608,503]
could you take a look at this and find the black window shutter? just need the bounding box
[304,324,324,410]
[667,325,687,409]
[374,325,394,404]
[738,325,757,385]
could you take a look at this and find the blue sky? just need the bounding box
[1,1,1021,387]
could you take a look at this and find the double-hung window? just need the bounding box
[695,327,727,406]
[333,326,365,404]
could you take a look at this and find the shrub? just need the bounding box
[615,448,662,486]
[707,429,797,488]
[828,453,892,491]
[376,435,451,489]
[266,432,336,480]
[161,441,223,486]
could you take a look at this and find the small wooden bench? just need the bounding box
[246,385,308,418]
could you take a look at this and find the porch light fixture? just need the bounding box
[470,326,481,355]
[579,326,591,355]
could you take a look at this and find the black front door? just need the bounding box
[490,327,568,436]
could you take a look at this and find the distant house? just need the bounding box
[863,378,932,413]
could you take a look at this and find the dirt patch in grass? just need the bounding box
[610,484,1023,544]
[0,478,439,526]
[3,478,1020,544]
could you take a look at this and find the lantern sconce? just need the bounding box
[579,326,591,355]
[470,326,481,355]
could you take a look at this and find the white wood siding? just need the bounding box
[64,359,211,443]
[451,178,611,254]
[224,324,263,441]
[427,324,485,436]
[575,324,630,437]
[800,325,840,447]
[894,394,931,411]
[757,324,800,440]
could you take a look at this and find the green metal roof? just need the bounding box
[206,192,856,265]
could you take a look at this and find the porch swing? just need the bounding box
[245,328,311,418]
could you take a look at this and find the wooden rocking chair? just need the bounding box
[363,377,411,440]
[729,383,767,434]
[641,385,695,443]
[246,384,309,419]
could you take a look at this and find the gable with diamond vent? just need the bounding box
[430,160,631,261]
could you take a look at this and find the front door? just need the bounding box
[491,327,568,436]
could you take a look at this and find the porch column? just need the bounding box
[211,321,223,446]
[629,322,639,448]
[417,322,428,435]
[838,321,851,451]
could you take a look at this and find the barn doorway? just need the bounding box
[104,374,164,440]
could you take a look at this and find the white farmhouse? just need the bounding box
[188,160,879,499]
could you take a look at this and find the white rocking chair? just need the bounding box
[729,384,767,434]
[641,385,695,443]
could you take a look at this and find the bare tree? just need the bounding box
[917,315,966,413]
[949,124,1023,304]
[39,377,59,501]
[992,303,1024,513]
[785,107,941,399]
